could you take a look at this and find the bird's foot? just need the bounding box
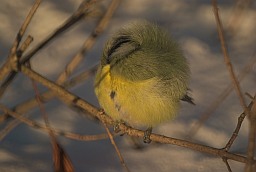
[113,120,125,135]
[143,127,152,144]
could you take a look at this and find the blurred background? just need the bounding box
[0,0,256,171]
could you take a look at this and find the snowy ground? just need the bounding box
[0,0,256,171]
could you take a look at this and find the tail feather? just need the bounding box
[181,94,195,105]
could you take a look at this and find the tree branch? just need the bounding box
[18,64,251,164]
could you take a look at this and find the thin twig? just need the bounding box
[0,118,20,140]
[17,35,34,57]
[57,0,121,84]
[13,65,97,115]
[18,64,251,164]
[0,104,110,142]
[0,65,97,118]
[212,2,256,171]
[0,0,120,124]
[224,101,254,151]
[31,76,51,127]
[0,0,118,127]
[30,66,75,172]
[0,65,97,140]
[16,0,41,48]
[102,120,130,172]
[0,0,41,94]
[222,158,232,172]
[245,96,256,172]
[212,0,249,115]
[0,0,118,134]
[21,0,97,64]
[0,0,96,98]
[188,55,256,138]
[0,74,16,103]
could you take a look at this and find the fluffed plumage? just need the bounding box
[94,21,191,128]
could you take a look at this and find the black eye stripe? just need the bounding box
[107,36,131,58]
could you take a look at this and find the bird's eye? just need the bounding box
[106,36,140,64]
[107,36,131,58]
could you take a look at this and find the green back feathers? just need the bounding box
[101,20,189,83]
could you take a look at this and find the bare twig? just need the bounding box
[17,35,34,57]
[18,64,251,164]
[224,101,254,151]
[245,95,256,172]
[0,39,34,104]
[21,0,97,64]
[33,76,75,171]
[0,118,20,140]
[222,158,232,172]
[15,0,41,48]
[0,104,110,142]
[51,136,74,172]
[188,55,256,138]
[0,0,119,131]
[0,0,96,99]
[31,76,51,127]
[212,1,256,170]
[9,65,97,115]
[0,65,97,140]
[30,64,75,172]
[225,113,246,151]
[0,0,41,95]
[212,0,248,115]
[102,120,130,172]
[1,0,120,117]
[57,0,121,84]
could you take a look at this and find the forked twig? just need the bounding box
[0,0,41,96]
[212,0,248,114]
[188,55,256,138]
[0,0,96,98]
[212,1,255,170]
[224,101,254,151]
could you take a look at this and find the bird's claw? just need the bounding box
[143,127,152,144]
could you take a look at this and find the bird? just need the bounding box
[94,20,193,143]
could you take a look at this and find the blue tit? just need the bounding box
[94,20,193,143]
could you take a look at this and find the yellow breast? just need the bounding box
[94,65,179,127]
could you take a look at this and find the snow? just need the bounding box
[0,0,255,171]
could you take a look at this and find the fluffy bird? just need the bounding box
[94,21,193,143]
